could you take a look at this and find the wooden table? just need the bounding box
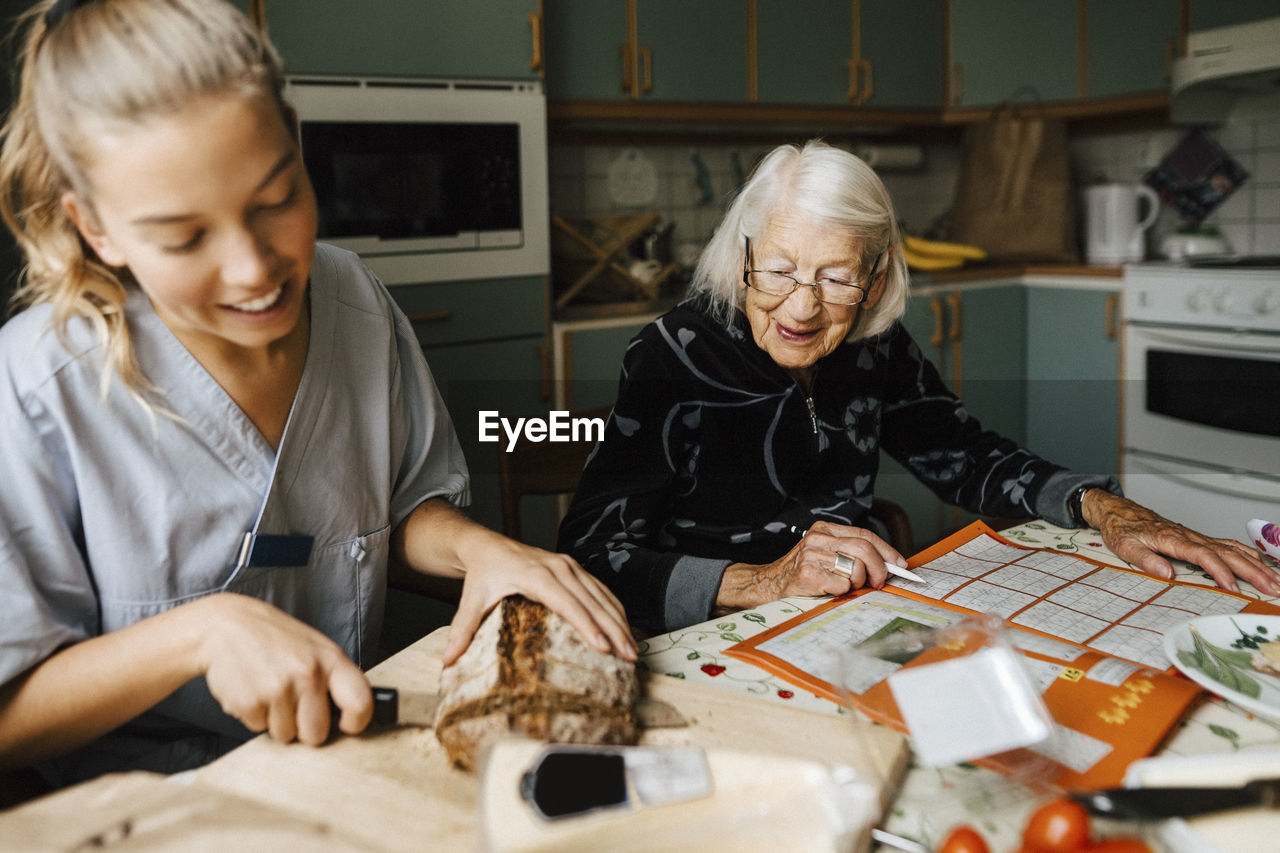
[0,626,908,851]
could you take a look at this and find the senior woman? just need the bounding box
[557,140,1280,635]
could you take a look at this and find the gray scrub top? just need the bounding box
[0,243,467,767]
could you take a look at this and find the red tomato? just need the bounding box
[938,825,991,853]
[1021,797,1092,852]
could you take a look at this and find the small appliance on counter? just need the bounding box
[1082,183,1159,264]
[1159,227,1231,261]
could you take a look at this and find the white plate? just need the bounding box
[1164,614,1280,724]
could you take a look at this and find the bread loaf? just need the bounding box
[434,595,639,770]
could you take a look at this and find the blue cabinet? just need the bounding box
[545,0,748,102]
[390,276,553,542]
[755,0,943,108]
[948,0,1078,107]
[877,282,1029,548]
[1024,286,1120,478]
[1086,1,1180,98]
[251,0,543,79]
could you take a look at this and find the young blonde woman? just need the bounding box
[0,0,633,789]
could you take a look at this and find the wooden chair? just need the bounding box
[869,498,914,557]
[498,405,613,542]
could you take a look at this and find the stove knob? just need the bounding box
[1212,289,1235,313]
[1256,290,1280,316]
[1187,288,1210,312]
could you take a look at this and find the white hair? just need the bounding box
[688,140,909,341]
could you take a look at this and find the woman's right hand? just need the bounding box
[716,520,908,610]
[193,593,372,746]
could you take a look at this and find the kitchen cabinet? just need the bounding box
[1189,0,1280,31]
[391,276,555,545]
[947,0,1078,107]
[1024,285,1120,478]
[876,282,1027,546]
[551,315,657,411]
[1086,1,1181,98]
[253,0,543,79]
[545,0,748,102]
[755,0,943,108]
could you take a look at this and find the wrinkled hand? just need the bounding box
[1084,490,1280,596]
[442,535,636,667]
[194,593,372,745]
[717,521,908,611]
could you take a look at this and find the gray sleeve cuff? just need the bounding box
[663,555,733,631]
[1035,470,1123,528]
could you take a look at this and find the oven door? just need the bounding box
[1123,323,1280,477]
[1122,450,1280,544]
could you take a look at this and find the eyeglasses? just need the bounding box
[742,236,880,306]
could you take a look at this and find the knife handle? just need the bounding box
[329,685,400,734]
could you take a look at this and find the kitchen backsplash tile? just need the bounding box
[549,111,1278,267]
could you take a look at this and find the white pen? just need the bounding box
[790,524,926,583]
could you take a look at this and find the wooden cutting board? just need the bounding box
[190,626,908,851]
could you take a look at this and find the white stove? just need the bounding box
[1121,259,1280,546]
[1124,260,1280,333]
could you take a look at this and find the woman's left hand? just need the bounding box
[443,534,637,667]
[1083,490,1280,596]
[393,499,637,666]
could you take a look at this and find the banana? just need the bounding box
[904,246,965,271]
[904,234,988,261]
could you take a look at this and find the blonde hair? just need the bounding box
[689,140,909,342]
[0,0,287,400]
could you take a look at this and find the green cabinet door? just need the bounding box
[1086,0,1180,98]
[257,0,542,79]
[755,0,943,108]
[545,0,747,103]
[423,336,558,545]
[1024,287,1119,478]
[861,0,945,107]
[952,284,1027,533]
[555,318,653,412]
[876,289,953,550]
[755,0,851,106]
[949,0,1078,106]
[635,0,748,102]
[544,0,631,101]
[1190,0,1280,30]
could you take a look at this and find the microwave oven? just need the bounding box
[284,75,549,285]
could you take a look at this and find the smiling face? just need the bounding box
[742,209,884,384]
[63,90,318,361]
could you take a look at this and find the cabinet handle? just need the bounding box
[527,11,543,75]
[946,292,962,342]
[407,310,453,324]
[929,298,944,346]
[1105,293,1118,340]
[951,62,964,106]
[638,45,653,94]
[858,58,873,103]
[845,58,859,103]
[619,44,633,95]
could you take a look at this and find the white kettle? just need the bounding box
[1083,183,1160,264]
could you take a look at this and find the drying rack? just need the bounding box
[551,213,682,312]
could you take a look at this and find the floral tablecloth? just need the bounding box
[637,521,1280,852]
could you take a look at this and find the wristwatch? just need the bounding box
[1067,486,1091,528]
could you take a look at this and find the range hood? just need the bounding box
[1171,16,1280,123]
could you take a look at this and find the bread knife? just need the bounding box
[360,686,689,730]
[1070,778,1280,820]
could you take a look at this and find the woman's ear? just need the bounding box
[862,246,892,309]
[61,191,126,267]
